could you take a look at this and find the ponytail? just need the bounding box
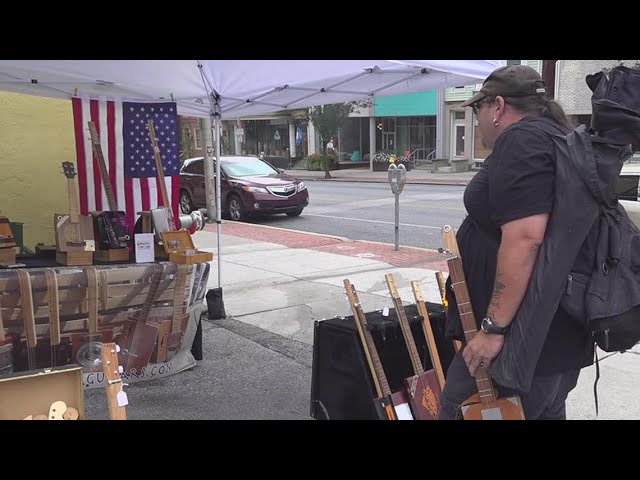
[505,95,573,133]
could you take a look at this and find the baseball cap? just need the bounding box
[461,64,547,108]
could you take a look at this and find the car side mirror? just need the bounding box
[278,168,285,174]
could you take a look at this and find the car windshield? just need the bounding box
[222,160,278,177]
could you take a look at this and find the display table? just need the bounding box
[0,260,210,389]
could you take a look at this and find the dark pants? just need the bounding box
[438,350,581,420]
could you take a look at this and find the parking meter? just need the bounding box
[388,164,406,250]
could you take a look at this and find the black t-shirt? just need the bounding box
[445,116,593,376]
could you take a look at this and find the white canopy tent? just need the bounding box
[0,60,502,286]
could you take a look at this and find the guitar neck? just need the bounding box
[344,280,393,398]
[139,265,165,321]
[411,280,446,390]
[147,120,173,222]
[171,264,188,332]
[446,256,497,405]
[67,177,81,223]
[88,121,118,211]
[385,274,424,376]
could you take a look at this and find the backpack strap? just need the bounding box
[593,347,600,416]
[566,126,616,208]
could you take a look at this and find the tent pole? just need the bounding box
[202,116,216,223]
[213,106,223,288]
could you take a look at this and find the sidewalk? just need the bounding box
[82,220,639,420]
[283,167,477,186]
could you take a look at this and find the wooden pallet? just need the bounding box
[0,262,193,375]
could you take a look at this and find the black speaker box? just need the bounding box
[310,302,455,420]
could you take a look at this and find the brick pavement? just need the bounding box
[206,222,449,272]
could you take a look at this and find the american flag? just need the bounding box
[71,97,180,230]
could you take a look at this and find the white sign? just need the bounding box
[135,233,155,263]
[236,128,244,136]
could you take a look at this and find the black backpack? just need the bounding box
[560,65,640,353]
[559,135,640,353]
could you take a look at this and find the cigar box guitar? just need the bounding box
[344,279,413,420]
[440,225,525,420]
[117,263,163,374]
[56,162,95,253]
[87,121,131,251]
[385,273,442,420]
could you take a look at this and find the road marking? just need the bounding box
[303,213,442,230]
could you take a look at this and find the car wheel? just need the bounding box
[228,194,246,222]
[179,190,194,214]
[286,208,304,217]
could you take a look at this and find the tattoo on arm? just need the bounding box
[487,275,506,318]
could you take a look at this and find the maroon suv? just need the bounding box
[179,156,309,222]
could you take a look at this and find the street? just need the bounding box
[253,181,468,250]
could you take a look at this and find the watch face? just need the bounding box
[481,318,491,333]
[482,317,503,334]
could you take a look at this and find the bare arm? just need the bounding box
[487,213,549,328]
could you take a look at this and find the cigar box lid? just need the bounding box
[160,229,195,254]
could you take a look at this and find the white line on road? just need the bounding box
[303,213,442,229]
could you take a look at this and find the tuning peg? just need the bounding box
[115,345,121,353]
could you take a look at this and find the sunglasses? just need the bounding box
[472,97,494,116]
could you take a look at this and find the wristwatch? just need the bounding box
[480,316,508,335]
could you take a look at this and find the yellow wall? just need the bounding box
[0,92,75,250]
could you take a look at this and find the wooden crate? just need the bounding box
[94,248,130,263]
[0,262,193,376]
[56,250,93,266]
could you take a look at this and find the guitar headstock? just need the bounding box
[101,342,122,384]
[101,341,128,420]
[61,161,77,179]
[439,225,460,258]
[384,273,401,301]
[410,280,425,302]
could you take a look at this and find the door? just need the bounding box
[382,118,396,152]
[450,111,466,159]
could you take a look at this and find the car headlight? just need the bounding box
[242,186,268,194]
[297,181,306,192]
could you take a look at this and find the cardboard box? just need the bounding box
[0,365,85,420]
[161,230,213,265]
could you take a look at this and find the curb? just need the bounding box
[353,238,442,255]
[292,175,470,187]
[211,221,444,255]
[212,220,351,243]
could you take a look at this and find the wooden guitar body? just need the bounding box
[119,321,158,374]
[54,214,95,252]
[461,395,525,420]
[93,211,131,249]
[404,371,442,420]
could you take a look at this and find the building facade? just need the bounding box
[0,91,75,248]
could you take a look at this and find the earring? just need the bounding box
[493,118,500,127]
